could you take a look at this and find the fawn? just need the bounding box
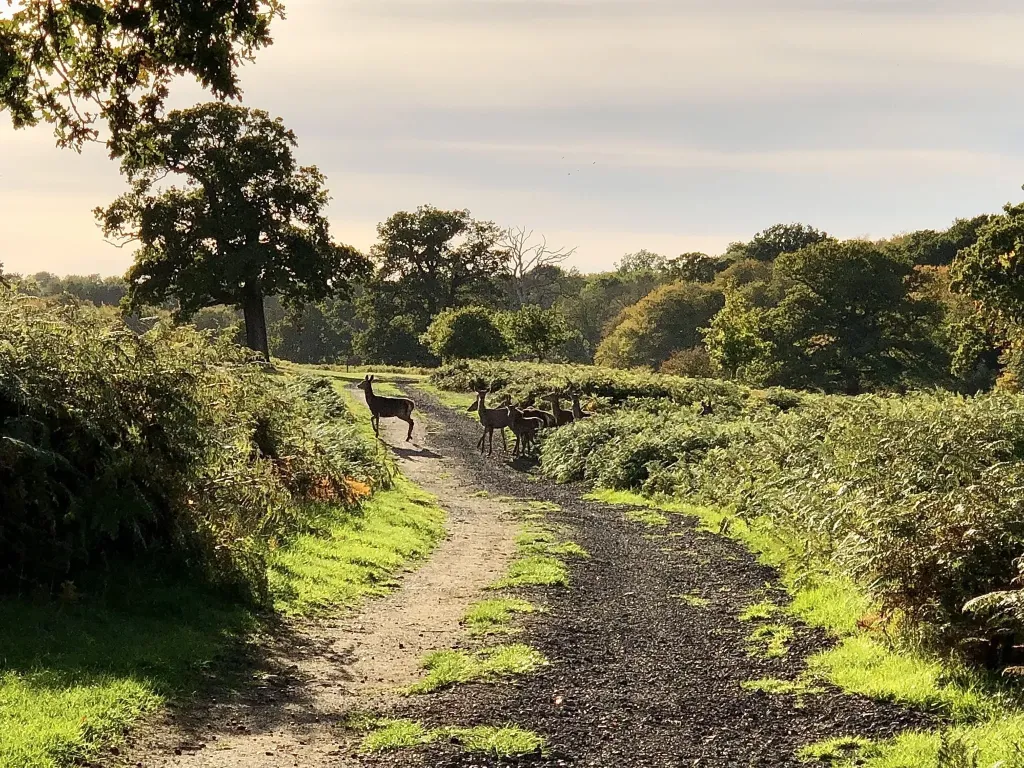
[505,405,545,457]
[357,375,415,441]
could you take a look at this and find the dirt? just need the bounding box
[120,384,927,768]
[117,397,520,768]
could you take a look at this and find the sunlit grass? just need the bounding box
[360,719,545,756]
[463,598,536,636]
[407,645,548,694]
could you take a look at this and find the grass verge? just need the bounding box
[463,598,537,636]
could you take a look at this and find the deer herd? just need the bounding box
[358,373,713,456]
[467,389,591,457]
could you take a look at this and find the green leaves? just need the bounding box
[1,0,283,152]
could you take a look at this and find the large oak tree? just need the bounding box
[97,102,368,359]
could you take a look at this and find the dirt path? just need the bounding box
[120,393,520,768]
[357,389,927,768]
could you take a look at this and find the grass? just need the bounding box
[742,677,825,697]
[463,599,537,636]
[0,378,445,768]
[408,645,549,694]
[625,508,670,527]
[491,556,569,589]
[360,719,545,756]
[672,593,711,608]
[746,624,794,659]
[413,381,478,412]
[739,601,781,622]
[268,476,445,615]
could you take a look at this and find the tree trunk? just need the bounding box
[242,285,271,360]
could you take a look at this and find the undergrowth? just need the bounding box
[360,719,545,756]
[408,645,548,694]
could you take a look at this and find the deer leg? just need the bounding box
[403,415,414,441]
[478,428,487,453]
[371,415,380,437]
[500,427,508,452]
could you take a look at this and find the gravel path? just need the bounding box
[358,386,927,768]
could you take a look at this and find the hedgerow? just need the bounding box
[541,388,1024,657]
[0,290,385,599]
[430,360,768,413]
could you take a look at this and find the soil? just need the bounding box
[119,383,927,768]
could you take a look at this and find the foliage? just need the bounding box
[0,289,385,597]
[499,304,575,361]
[706,240,942,392]
[421,305,507,362]
[408,644,548,694]
[430,359,750,412]
[886,214,994,267]
[952,202,1024,324]
[361,720,544,756]
[738,222,831,262]
[659,346,716,378]
[540,387,1024,652]
[0,0,281,151]
[595,281,723,369]
[96,102,368,358]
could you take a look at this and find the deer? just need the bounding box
[467,389,513,455]
[543,392,575,426]
[505,405,545,457]
[570,392,593,420]
[699,400,714,416]
[357,375,415,441]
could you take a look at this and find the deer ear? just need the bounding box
[369,374,375,382]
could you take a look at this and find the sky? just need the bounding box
[3,0,1024,276]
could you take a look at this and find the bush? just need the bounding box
[420,306,507,362]
[540,384,1024,654]
[660,347,716,378]
[430,360,751,412]
[0,290,384,598]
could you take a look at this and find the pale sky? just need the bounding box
[4,0,1024,276]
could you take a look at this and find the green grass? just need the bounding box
[268,476,445,615]
[463,599,537,636]
[491,555,569,589]
[408,645,548,694]
[742,677,825,697]
[739,601,781,622]
[360,719,545,756]
[625,508,670,526]
[413,382,479,412]
[672,593,711,608]
[747,624,794,659]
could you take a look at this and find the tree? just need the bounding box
[665,252,724,283]
[500,305,574,362]
[594,281,724,370]
[616,249,666,274]
[951,203,1024,323]
[886,214,995,267]
[703,292,777,383]
[499,227,576,308]
[1,0,282,152]
[421,306,507,362]
[96,103,368,359]
[742,223,831,262]
[371,206,505,325]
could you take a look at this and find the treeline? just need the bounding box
[11,206,1024,396]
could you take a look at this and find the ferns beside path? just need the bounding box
[0,289,387,599]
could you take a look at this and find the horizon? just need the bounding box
[4,0,1024,277]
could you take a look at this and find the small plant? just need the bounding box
[625,508,670,527]
[746,624,793,659]
[408,644,548,694]
[360,720,545,756]
[739,602,780,622]
[463,599,536,636]
[491,556,568,589]
[672,593,710,608]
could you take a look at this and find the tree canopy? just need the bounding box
[595,281,723,370]
[96,102,367,358]
[500,304,574,362]
[421,305,507,362]
[1,0,282,152]
[740,223,831,262]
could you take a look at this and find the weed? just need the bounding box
[742,677,825,697]
[360,720,545,756]
[739,602,780,622]
[491,556,568,589]
[361,719,430,750]
[672,593,710,608]
[625,509,670,527]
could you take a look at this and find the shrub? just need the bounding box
[660,347,716,378]
[0,290,384,598]
[540,383,1024,653]
[421,306,507,362]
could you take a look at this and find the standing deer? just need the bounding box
[544,392,575,426]
[467,390,512,455]
[519,401,556,428]
[505,405,545,457]
[699,400,714,416]
[357,375,415,441]
[570,392,593,420]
